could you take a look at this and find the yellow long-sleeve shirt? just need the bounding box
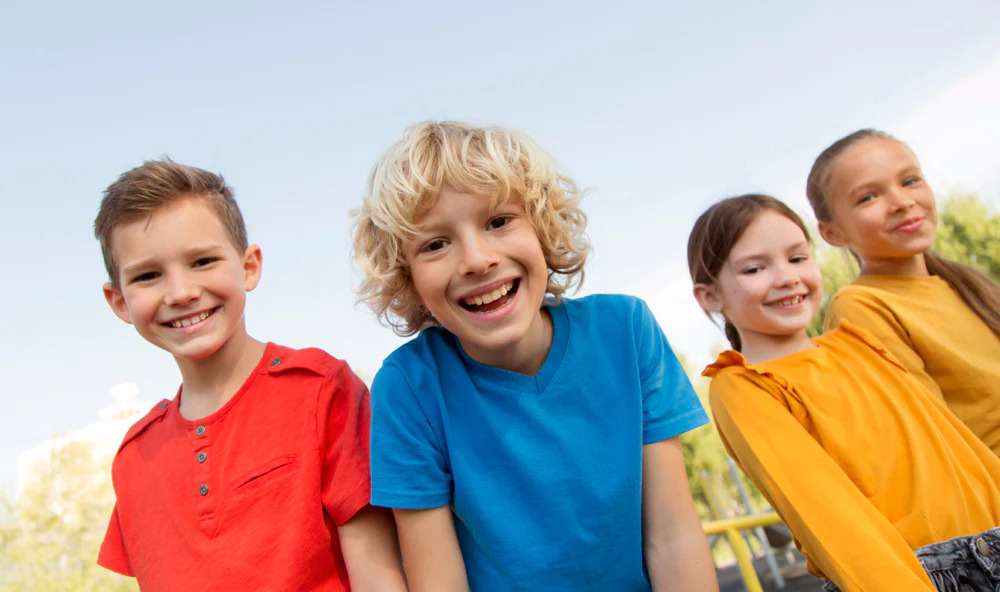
[824,274,1000,457]
[704,321,1000,592]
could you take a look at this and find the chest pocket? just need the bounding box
[232,454,298,495]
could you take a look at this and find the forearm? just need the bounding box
[340,505,408,592]
[645,526,718,592]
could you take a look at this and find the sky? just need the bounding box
[2,0,1000,490]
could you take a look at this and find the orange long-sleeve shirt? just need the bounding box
[824,274,1000,457]
[704,321,1000,591]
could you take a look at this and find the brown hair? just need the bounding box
[353,120,590,336]
[94,158,248,287]
[687,194,812,351]
[806,129,1000,338]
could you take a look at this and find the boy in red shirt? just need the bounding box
[94,159,406,591]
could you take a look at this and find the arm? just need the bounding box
[642,437,718,592]
[824,291,942,399]
[709,372,934,590]
[339,505,408,591]
[393,505,469,592]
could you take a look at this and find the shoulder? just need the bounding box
[373,328,459,393]
[115,399,172,455]
[558,293,655,330]
[818,323,907,370]
[265,343,352,379]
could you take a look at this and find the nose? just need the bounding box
[163,270,201,306]
[887,185,916,212]
[458,234,500,276]
[774,262,801,289]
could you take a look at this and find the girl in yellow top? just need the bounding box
[688,193,1000,591]
[806,129,1000,457]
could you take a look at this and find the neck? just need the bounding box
[174,326,266,420]
[739,330,816,364]
[860,253,929,277]
[462,307,554,376]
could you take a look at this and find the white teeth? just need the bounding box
[170,309,213,328]
[772,295,804,307]
[463,281,514,306]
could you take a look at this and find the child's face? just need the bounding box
[404,187,550,370]
[705,211,821,351]
[819,137,938,272]
[103,197,261,362]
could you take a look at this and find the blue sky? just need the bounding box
[3,0,1000,489]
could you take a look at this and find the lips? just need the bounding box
[163,307,218,328]
[458,279,519,313]
[892,217,925,233]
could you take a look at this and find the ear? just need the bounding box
[818,221,847,247]
[693,283,723,314]
[103,283,133,324]
[242,245,263,291]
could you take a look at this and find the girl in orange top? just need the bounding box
[688,193,1000,591]
[806,129,1000,457]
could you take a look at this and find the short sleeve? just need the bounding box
[634,299,709,444]
[826,289,942,400]
[369,364,452,509]
[319,365,373,526]
[97,504,133,576]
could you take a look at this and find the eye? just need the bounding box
[789,254,810,264]
[129,271,159,284]
[856,193,875,205]
[421,239,448,253]
[193,257,219,268]
[902,176,922,187]
[740,266,762,275]
[487,215,513,230]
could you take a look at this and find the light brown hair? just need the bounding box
[95,158,248,287]
[806,129,1000,338]
[353,121,590,336]
[687,194,812,351]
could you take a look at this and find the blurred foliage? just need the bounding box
[0,441,137,592]
[933,193,1000,281]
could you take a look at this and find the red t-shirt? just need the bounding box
[98,343,371,591]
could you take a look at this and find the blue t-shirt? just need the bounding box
[370,294,708,591]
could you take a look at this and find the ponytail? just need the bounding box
[925,251,1000,338]
[723,319,742,352]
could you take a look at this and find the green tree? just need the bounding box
[933,193,1000,280]
[0,441,137,592]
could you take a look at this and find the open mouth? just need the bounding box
[767,295,806,307]
[459,279,519,313]
[164,307,219,329]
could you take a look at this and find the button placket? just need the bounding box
[192,423,213,503]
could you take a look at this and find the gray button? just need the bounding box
[199,483,209,496]
[158,401,168,410]
[976,536,991,556]
[195,425,206,436]
[197,451,207,463]
[270,358,281,366]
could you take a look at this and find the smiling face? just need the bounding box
[819,137,938,275]
[103,197,262,364]
[697,210,821,361]
[404,186,552,374]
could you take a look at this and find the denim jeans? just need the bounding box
[822,527,1000,591]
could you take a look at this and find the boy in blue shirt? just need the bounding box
[353,121,718,591]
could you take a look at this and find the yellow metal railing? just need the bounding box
[702,512,783,592]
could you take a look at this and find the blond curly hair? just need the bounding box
[353,121,590,336]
